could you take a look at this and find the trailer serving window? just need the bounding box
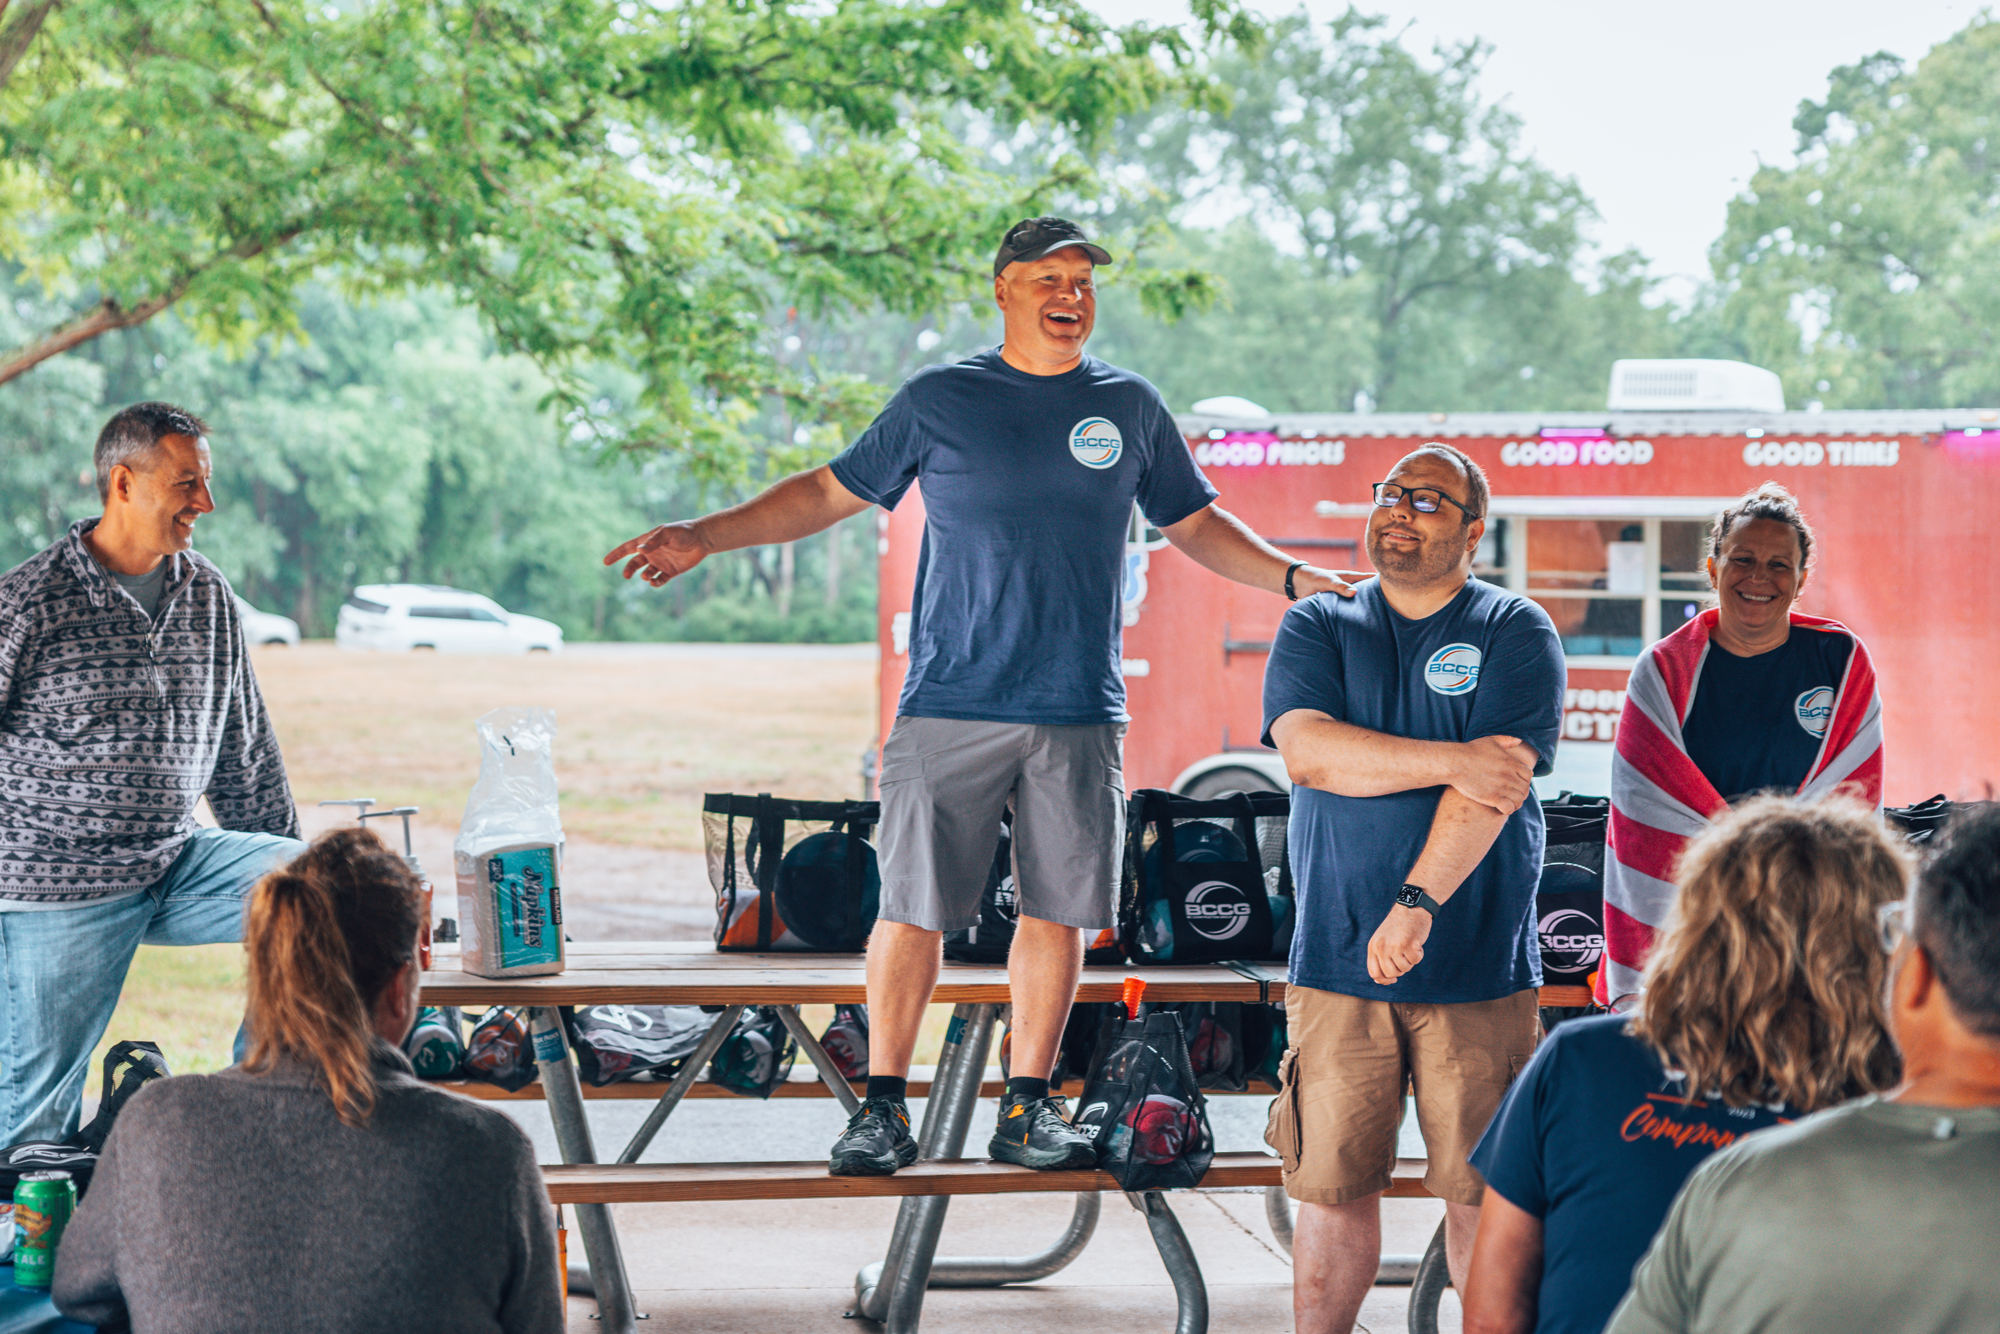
[1319,495,1737,666]
[1479,497,1737,666]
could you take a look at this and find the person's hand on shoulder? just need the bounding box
[1451,735,1534,814]
[1290,567,1374,600]
[1368,905,1432,985]
[605,521,708,586]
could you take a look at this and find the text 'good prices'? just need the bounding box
[1192,438,1346,468]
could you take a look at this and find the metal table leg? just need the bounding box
[1407,1217,1451,1334]
[849,1002,998,1330]
[615,1005,746,1164]
[1264,1183,1293,1253]
[1128,1192,1208,1334]
[528,1007,642,1331]
[854,1190,1101,1297]
[776,1004,862,1115]
[1262,1181,1425,1282]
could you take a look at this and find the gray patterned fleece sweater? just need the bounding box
[0,518,299,904]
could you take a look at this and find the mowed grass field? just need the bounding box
[95,643,880,1081]
[258,643,880,850]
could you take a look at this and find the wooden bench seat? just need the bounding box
[440,1064,1282,1102]
[541,1151,1431,1205]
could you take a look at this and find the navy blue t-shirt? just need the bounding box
[1261,578,1564,1004]
[1681,630,1853,801]
[830,349,1217,725]
[1469,1014,1797,1334]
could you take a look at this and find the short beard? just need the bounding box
[1367,524,1466,588]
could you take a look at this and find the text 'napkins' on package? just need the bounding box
[454,706,566,978]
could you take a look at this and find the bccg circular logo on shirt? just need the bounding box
[1795,686,1834,738]
[1423,643,1482,696]
[1069,417,1123,469]
[1184,879,1252,941]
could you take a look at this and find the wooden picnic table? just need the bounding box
[418,944,1298,1334]
[419,944,1585,1334]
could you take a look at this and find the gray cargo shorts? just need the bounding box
[875,716,1127,933]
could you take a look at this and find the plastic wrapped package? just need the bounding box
[454,707,566,978]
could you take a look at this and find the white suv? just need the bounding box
[335,584,565,654]
[234,596,301,647]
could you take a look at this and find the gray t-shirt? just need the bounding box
[109,559,168,619]
[1606,1097,2000,1334]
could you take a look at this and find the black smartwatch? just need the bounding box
[1395,883,1443,915]
[1284,561,1306,601]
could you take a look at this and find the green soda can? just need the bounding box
[13,1170,77,1289]
[404,1006,466,1080]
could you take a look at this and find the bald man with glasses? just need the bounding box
[1260,444,1565,1334]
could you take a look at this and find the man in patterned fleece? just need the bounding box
[0,402,301,1144]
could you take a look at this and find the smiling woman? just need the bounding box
[1598,482,1887,1005]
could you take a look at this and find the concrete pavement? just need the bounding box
[562,1189,1453,1333]
[532,1096,1456,1333]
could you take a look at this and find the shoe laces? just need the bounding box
[850,1096,908,1132]
[1011,1095,1074,1133]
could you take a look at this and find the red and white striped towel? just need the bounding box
[1597,609,1883,1004]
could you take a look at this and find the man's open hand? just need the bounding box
[1451,735,1535,814]
[1290,567,1375,600]
[604,522,708,587]
[1367,904,1432,985]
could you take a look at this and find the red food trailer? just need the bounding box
[874,402,2000,806]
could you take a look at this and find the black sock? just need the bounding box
[866,1075,908,1104]
[1006,1076,1050,1103]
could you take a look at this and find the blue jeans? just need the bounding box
[0,828,303,1145]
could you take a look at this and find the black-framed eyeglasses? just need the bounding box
[1371,482,1479,519]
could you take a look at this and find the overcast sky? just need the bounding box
[1087,0,1977,301]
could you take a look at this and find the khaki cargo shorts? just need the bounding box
[1264,984,1539,1206]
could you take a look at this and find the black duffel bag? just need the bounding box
[2,1041,170,1201]
[1121,789,1292,965]
[1538,792,1609,989]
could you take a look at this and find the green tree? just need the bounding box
[1091,11,1676,413]
[1715,18,2000,407]
[0,0,1247,465]
[0,274,102,569]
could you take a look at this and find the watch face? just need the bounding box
[1395,885,1423,908]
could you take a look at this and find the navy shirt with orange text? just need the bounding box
[1470,1014,1797,1334]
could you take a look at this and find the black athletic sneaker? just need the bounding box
[988,1093,1097,1170]
[829,1097,919,1176]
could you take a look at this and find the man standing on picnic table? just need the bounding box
[607,216,1360,1175]
[1261,444,1563,1334]
[0,403,302,1147]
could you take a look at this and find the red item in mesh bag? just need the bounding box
[1188,1015,1234,1077]
[818,1004,869,1080]
[1124,1093,1198,1165]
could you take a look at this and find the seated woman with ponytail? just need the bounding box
[53,828,562,1333]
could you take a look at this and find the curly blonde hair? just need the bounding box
[1629,795,1907,1111]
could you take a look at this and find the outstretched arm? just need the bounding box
[604,464,871,587]
[1161,502,1368,600]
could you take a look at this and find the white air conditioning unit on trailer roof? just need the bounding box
[1607,359,1785,413]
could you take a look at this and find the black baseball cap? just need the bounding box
[993,217,1113,277]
